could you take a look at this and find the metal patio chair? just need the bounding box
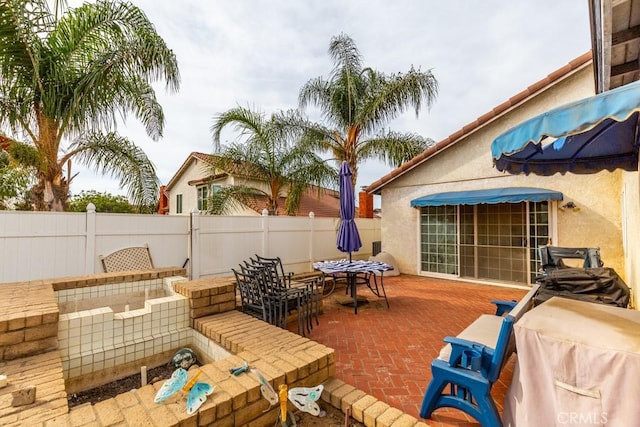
[251,255,320,332]
[232,268,286,327]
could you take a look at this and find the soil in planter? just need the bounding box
[67,364,176,408]
[68,365,364,426]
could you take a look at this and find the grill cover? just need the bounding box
[535,267,630,308]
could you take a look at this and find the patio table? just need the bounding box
[503,296,640,426]
[312,260,393,314]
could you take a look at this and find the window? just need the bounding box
[420,201,552,285]
[197,186,208,211]
[420,206,458,275]
[212,184,222,194]
[176,194,183,214]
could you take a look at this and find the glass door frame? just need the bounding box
[416,201,559,285]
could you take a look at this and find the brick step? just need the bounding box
[0,350,68,426]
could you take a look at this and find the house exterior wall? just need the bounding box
[167,158,210,215]
[380,64,627,283]
[622,170,640,306]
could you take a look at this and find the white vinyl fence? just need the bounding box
[0,209,380,284]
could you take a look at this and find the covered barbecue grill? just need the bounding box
[535,246,630,308]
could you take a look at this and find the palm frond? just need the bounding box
[298,76,331,111]
[295,34,440,187]
[48,0,179,91]
[273,110,342,158]
[208,145,268,179]
[358,131,435,168]
[46,1,179,140]
[357,66,438,134]
[280,147,338,189]
[284,181,305,216]
[66,131,159,208]
[207,184,266,215]
[328,33,362,81]
[211,106,270,151]
[0,0,53,134]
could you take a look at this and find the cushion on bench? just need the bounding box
[438,314,505,361]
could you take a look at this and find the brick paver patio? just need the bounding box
[304,274,527,426]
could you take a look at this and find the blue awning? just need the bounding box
[491,80,640,175]
[410,187,563,207]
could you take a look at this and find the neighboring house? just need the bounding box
[163,152,341,217]
[367,54,633,288]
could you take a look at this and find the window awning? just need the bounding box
[491,80,640,175]
[410,187,563,207]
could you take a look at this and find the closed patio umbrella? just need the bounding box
[336,161,362,261]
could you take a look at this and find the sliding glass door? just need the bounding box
[420,201,551,285]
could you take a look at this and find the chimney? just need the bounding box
[358,190,374,218]
[157,185,168,215]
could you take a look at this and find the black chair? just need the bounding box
[251,255,320,333]
[233,268,269,321]
[239,260,309,335]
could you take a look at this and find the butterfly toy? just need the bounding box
[288,385,324,416]
[229,361,278,407]
[154,368,214,415]
[250,368,278,406]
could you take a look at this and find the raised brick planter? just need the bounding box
[173,277,236,322]
[0,271,426,427]
[0,281,59,361]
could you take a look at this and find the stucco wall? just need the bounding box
[167,158,209,215]
[622,170,640,306]
[380,64,627,281]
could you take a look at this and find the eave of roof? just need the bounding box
[165,152,215,191]
[187,172,229,187]
[365,52,593,195]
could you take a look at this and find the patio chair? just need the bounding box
[250,255,320,332]
[238,262,301,332]
[232,268,286,327]
[100,243,154,272]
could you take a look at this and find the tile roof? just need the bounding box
[244,186,340,217]
[365,52,593,194]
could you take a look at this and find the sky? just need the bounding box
[65,0,592,203]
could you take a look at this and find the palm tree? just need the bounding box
[0,0,179,211]
[288,33,438,188]
[210,106,337,215]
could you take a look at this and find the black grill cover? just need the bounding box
[535,267,630,308]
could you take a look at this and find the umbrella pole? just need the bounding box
[348,251,357,313]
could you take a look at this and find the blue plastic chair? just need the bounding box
[419,285,539,426]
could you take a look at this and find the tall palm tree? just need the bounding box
[288,33,438,188]
[210,106,337,215]
[0,0,180,211]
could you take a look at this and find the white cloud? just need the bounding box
[65,0,591,201]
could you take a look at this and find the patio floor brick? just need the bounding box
[303,274,526,426]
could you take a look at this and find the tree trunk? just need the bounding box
[32,176,68,211]
[32,113,68,211]
[345,125,360,190]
